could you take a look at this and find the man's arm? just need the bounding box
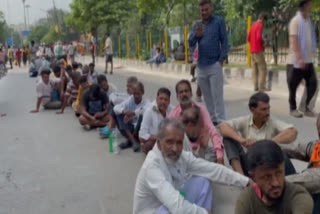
[138,109,152,141]
[272,127,298,144]
[113,98,130,115]
[199,106,224,161]
[56,94,70,114]
[272,119,297,144]
[186,152,249,187]
[145,166,208,214]
[291,35,305,69]
[219,122,246,145]
[188,24,200,49]
[218,18,229,64]
[290,186,314,214]
[234,192,251,214]
[30,97,42,113]
[79,105,95,121]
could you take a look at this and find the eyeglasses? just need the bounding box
[182,117,198,125]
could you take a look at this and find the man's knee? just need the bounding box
[223,138,243,162]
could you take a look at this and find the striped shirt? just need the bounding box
[65,81,79,102]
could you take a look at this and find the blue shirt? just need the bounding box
[189,16,228,68]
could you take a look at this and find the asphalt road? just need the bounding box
[0,62,317,214]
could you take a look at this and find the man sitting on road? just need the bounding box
[284,114,320,214]
[88,63,99,84]
[219,92,298,175]
[113,82,151,152]
[181,106,217,162]
[97,74,117,97]
[133,118,251,214]
[139,87,174,154]
[78,84,110,129]
[109,76,137,106]
[73,75,90,116]
[57,71,81,114]
[169,80,224,164]
[30,69,62,113]
[235,140,313,214]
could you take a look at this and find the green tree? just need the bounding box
[27,25,50,42]
[65,0,133,33]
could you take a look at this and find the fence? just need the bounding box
[110,14,320,67]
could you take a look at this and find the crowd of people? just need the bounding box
[21,0,320,213]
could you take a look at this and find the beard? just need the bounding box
[163,152,180,165]
[263,186,284,202]
[179,96,192,106]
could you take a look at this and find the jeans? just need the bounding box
[155,176,213,214]
[313,193,320,214]
[287,64,317,111]
[116,114,143,141]
[197,62,226,124]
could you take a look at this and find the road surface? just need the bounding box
[0,63,316,214]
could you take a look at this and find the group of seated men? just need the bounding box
[30,60,320,213]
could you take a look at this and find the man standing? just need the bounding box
[287,0,317,118]
[104,33,113,74]
[188,0,228,125]
[235,140,313,214]
[139,87,173,154]
[7,46,13,69]
[248,12,269,92]
[133,118,250,214]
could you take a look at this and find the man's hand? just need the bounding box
[124,114,133,124]
[298,58,306,71]
[247,179,255,187]
[195,24,204,38]
[217,158,224,165]
[30,109,39,113]
[199,127,210,149]
[124,110,135,117]
[94,112,105,119]
[149,135,157,142]
[245,139,256,148]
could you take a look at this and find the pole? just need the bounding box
[118,36,121,58]
[184,25,188,64]
[22,0,27,30]
[137,34,141,60]
[149,31,152,51]
[25,5,30,30]
[165,29,169,58]
[247,16,252,67]
[126,35,130,59]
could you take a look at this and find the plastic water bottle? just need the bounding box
[112,129,120,155]
[108,131,114,153]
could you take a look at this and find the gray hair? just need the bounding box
[127,76,138,84]
[157,118,185,140]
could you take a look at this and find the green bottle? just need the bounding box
[109,131,113,153]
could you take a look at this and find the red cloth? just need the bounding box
[248,21,264,53]
[16,50,22,59]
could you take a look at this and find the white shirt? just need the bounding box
[114,96,151,116]
[109,92,130,106]
[105,37,113,55]
[36,78,60,105]
[133,145,249,214]
[139,101,174,140]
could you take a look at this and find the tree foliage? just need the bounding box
[65,0,134,33]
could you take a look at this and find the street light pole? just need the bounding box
[22,0,27,30]
[25,4,31,30]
